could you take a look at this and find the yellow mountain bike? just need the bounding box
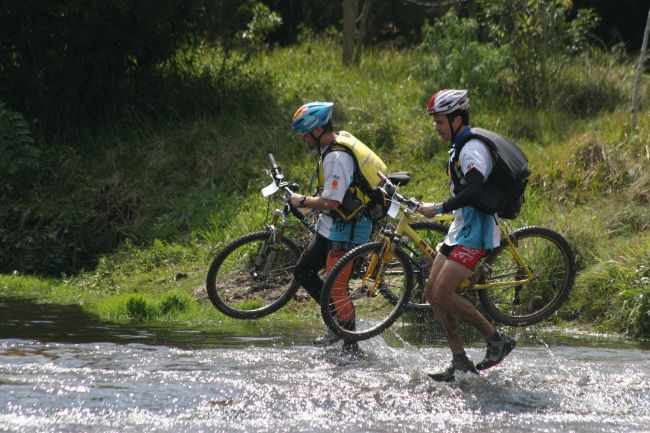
[320,176,576,341]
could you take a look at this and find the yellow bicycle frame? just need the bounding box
[362,211,533,293]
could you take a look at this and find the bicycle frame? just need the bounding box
[365,208,534,293]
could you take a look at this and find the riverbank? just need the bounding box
[2,38,649,339]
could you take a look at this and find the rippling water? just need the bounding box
[1,298,649,433]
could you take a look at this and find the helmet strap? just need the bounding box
[447,114,462,146]
[310,128,327,156]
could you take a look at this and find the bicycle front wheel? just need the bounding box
[320,242,413,341]
[402,221,448,312]
[478,226,576,326]
[206,231,302,319]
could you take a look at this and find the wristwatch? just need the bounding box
[299,195,307,206]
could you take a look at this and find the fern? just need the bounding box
[0,101,40,178]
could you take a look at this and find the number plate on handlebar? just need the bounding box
[387,199,400,219]
[261,181,279,197]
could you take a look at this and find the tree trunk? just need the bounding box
[353,0,371,66]
[342,0,359,66]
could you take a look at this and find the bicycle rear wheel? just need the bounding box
[206,231,302,319]
[478,226,576,326]
[320,242,413,341]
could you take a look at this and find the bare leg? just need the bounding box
[424,254,495,354]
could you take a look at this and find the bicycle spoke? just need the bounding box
[321,242,413,341]
[206,231,301,319]
[478,226,575,326]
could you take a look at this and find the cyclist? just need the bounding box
[419,89,516,381]
[289,101,374,356]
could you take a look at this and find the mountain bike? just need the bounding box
[320,175,576,341]
[205,154,445,319]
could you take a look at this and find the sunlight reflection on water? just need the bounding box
[1,297,649,432]
[1,338,649,433]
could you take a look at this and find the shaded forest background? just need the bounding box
[0,0,648,275]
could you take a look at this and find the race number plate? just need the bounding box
[261,181,279,197]
[387,200,400,219]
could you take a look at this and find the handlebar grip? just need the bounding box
[268,153,278,169]
[377,171,387,181]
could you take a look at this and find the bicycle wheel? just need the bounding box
[320,241,413,341]
[478,226,576,326]
[206,231,302,319]
[401,221,448,312]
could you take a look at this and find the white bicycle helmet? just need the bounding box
[426,89,469,115]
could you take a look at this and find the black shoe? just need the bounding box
[476,332,516,371]
[339,340,362,357]
[314,329,342,347]
[429,357,479,382]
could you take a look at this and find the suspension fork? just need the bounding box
[255,207,289,277]
[362,235,396,297]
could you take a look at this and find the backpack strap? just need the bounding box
[320,141,370,241]
[449,131,497,193]
[320,142,371,196]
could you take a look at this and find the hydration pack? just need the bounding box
[318,131,387,221]
[452,128,531,219]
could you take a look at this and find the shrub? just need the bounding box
[478,0,600,108]
[0,0,280,134]
[567,235,650,338]
[159,292,193,315]
[417,10,505,102]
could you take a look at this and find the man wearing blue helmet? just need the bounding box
[289,101,375,356]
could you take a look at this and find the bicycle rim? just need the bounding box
[478,226,576,326]
[206,231,301,319]
[320,242,413,341]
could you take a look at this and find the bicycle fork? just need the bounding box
[253,208,289,278]
[362,236,397,297]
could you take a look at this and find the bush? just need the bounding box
[126,295,158,321]
[417,10,505,102]
[479,0,600,108]
[159,292,193,315]
[0,0,279,134]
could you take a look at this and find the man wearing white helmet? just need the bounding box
[419,89,516,382]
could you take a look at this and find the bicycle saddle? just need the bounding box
[386,171,410,186]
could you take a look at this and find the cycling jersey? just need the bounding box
[444,128,500,250]
[316,150,372,244]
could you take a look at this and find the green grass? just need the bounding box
[1,37,649,339]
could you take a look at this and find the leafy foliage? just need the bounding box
[0,101,41,197]
[417,10,506,101]
[0,0,279,134]
[479,0,600,107]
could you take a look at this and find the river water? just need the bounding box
[1,298,649,433]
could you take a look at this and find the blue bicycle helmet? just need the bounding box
[292,102,334,133]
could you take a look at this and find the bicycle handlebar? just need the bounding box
[377,170,421,213]
[268,153,284,182]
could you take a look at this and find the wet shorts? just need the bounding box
[439,243,486,271]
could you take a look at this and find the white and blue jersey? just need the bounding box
[316,150,372,244]
[445,128,501,250]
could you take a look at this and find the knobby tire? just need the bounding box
[206,231,302,319]
[478,226,576,326]
[320,241,413,342]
